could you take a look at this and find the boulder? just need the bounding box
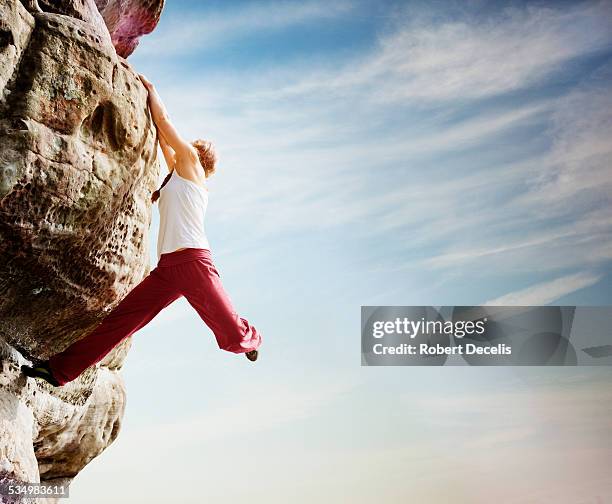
[0,0,161,495]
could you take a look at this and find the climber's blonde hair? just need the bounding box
[191,139,217,178]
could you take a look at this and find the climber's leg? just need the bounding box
[47,267,181,385]
[178,250,262,355]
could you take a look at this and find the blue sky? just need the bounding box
[72,1,611,502]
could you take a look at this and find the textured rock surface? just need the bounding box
[1,340,126,503]
[94,0,165,57]
[12,0,165,58]
[0,0,161,496]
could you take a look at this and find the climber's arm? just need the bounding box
[157,130,176,172]
[138,74,196,160]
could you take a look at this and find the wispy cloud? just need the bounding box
[406,73,612,275]
[483,271,603,305]
[513,81,612,213]
[272,1,612,102]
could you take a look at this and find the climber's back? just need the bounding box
[157,169,210,261]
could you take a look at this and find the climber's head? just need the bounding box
[191,139,217,178]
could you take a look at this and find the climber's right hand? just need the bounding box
[138,73,153,90]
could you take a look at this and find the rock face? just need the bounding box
[0,0,162,497]
[94,0,165,58]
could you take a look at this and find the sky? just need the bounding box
[71,1,611,502]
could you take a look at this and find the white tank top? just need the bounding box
[157,170,210,261]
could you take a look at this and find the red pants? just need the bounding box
[48,248,262,385]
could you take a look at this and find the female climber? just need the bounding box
[21,74,262,387]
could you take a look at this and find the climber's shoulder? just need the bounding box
[174,142,198,162]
